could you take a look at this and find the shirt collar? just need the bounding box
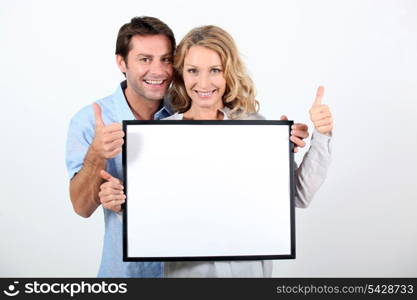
[171,106,231,120]
[115,80,173,120]
[219,107,230,120]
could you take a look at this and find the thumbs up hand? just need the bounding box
[91,103,125,159]
[98,170,125,213]
[309,86,333,136]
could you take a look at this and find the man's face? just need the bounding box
[117,34,173,102]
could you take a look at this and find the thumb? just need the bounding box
[280,115,288,121]
[93,103,104,127]
[100,170,119,183]
[313,85,325,107]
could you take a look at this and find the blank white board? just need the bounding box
[122,120,295,261]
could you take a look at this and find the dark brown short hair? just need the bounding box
[115,16,176,62]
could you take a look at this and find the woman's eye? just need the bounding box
[211,68,222,73]
[187,68,197,74]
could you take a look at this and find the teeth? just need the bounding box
[197,91,214,97]
[145,80,163,85]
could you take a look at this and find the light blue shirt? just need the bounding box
[65,81,172,277]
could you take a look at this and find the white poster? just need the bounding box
[123,121,295,261]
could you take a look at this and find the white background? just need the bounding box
[1,0,416,277]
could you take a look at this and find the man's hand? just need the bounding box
[91,103,125,159]
[309,86,333,135]
[280,115,309,153]
[98,170,125,213]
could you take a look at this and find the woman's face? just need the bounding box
[182,46,226,109]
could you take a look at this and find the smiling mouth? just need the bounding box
[144,79,166,86]
[195,89,217,98]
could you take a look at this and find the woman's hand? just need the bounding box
[98,170,125,213]
[280,115,309,153]
[309,86,333,136]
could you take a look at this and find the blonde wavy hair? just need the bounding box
[169,25,259,119]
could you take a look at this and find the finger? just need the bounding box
[93,103,105,128]
[103,131,125,142]
[105,147,122,159]
[100,193,126,203]
[291,129,309,139]
[294,146,299,153]
[317,125,333,134]
[100,182,124,193]
[313,86,325,107]
[100,170,121,185]
[101,185,125,196]
[111,148,122,157]
[112,205,122,213]
[309,104,329,115]
[280,115,288,121]
[103,140,124,153]
[103,131,124,143]
[292,123,308,131]
[104,123,123,134]
[314,118,333,127]
[105,199,125,207]
[103,139,124,151]
[106,181,124,190]
[99,189,115,201]
[311,111,332,122]
[317,122,333,130]
[290,136,306,148]
[100,169,113,181]
[103,201,124,212]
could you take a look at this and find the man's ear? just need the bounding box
[116,55,127,73]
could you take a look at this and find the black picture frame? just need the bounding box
[122,120,295,262]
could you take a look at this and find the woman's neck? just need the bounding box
[183,103,224,120]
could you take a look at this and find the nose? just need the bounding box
[197,72,210,89]
[149,60,168,77]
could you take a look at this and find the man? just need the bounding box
[66,16,176,277]
[66,16,311,277]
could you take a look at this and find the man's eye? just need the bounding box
[163,57,173,63]
[140,58,150,62]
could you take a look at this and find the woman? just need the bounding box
[167,25,261,121]
[161,25,333,277]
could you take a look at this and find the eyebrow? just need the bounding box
[136,53,173,58]
[184,64,222,68]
